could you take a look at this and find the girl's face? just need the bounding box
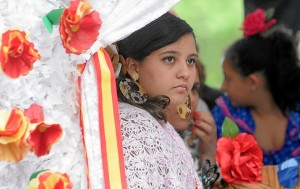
[136,33,198,107]
[221,59,252,106]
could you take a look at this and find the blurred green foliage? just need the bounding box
[174,0,244,88]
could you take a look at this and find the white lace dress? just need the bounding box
[119,102,203,189]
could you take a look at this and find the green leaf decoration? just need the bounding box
[42,8,64,33]
[29,169,48,180]
[265,7,275,21]
[42,15,54,33]
[222,117,239,138]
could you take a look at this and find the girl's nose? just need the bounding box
[176,62,190,79]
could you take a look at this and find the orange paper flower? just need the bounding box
[216,133,263,184]
[0,108,30,162]
[59,0,102,54]
[0,104,63,162]
[0,30,40,78]
[24,103,63,157]
[28,122,62,157]
[26,170,72,189]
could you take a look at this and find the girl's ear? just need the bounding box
[126,58,140,79]
[247,73,262,92]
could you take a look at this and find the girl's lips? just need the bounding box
[175,83,188,89]
[174,85,188,93]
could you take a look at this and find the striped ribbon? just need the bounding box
[91,48,127,189]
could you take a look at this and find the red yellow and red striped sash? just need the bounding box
[79,48,127,189]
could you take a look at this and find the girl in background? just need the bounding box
[212,8,300,165]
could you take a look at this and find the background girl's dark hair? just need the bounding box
[116,12,195,122]
[225,26,300,115]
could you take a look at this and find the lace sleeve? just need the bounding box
[119,102,202,189]
[120,104,167,188]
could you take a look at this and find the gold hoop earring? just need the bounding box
[176,95,191,119]
[119,77,147,104]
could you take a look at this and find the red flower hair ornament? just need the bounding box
[242,8,276,37]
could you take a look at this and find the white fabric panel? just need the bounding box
[0,0,179,188]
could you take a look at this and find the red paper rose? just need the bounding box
[0,30,40,78]
[216,133,263,184]
[59,0,102,54]
[24,103,63,157]
[28,122,62,157]
[242,8,276,37]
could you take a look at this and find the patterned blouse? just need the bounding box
[212,96,300,165]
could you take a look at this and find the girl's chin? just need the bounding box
[167,112,190,131]
[173,124,190,131]
[230,100,241,107]
[170,96,188,106]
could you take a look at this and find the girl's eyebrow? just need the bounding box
[189,53,199,58]
[158,51,198,57]
[158,51,177,55]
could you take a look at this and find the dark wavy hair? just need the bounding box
[224,26,300,115]
[116,12,195,122]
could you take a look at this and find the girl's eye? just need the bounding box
[224,74,230,82]
[163,56,174,63]
[192,83,201,92]
[187,58,196,65]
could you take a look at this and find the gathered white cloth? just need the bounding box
[119,102,203,189]
[0,0,180,188]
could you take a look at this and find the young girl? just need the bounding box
[116,12,203,188]
[212,9,300,165]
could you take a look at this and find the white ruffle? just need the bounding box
[0,1,86,188]
[0,0,180,188]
